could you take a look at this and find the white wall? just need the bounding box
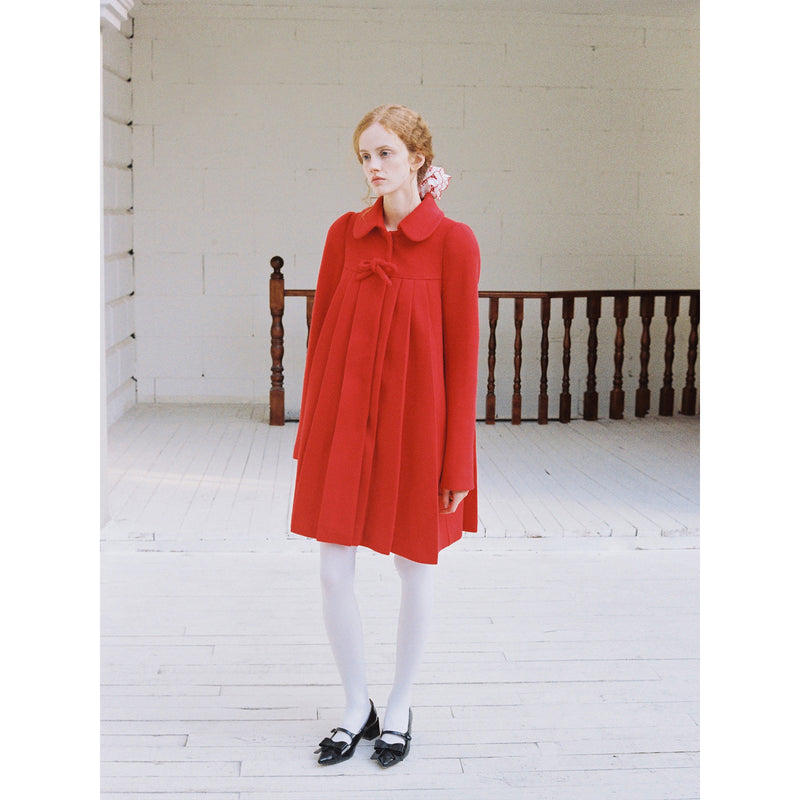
[103,15,136,424]
[130,1,699,417]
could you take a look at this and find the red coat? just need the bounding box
[291,194,480,564]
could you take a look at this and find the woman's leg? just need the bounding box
[319,543,372,740]
[381,554,436,743]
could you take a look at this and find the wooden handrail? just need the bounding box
[268,255,699,426]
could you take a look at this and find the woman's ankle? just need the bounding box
[332,696,372,740]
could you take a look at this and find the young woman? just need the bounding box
[291,104,480,768]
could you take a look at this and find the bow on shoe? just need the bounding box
[315,731,353,764]
[371,737,409,767]
[356,258,397,286]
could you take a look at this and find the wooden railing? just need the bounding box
[268,255,699,426]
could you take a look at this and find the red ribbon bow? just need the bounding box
[356,258,397,286]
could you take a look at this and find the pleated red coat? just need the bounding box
[291,193,480,564]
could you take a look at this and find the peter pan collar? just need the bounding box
[352,194,444,242]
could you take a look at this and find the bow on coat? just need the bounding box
[356,258,397,286]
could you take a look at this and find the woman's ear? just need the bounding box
[410,151,425,173]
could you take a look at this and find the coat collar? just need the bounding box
[352,194,444,242]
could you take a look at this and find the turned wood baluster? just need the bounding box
[269,255,286,426]
[583,294,601,421]
[512,297,524,425]
[559,296,574,423]
[609,295,629,419]
[485,297,499,424]
[305,295,314,346]
[635,295,655,417]
[538,296,550,424]
[680,293,700,415]
[659,293,680,416]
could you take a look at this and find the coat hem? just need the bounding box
[289,526,464,565]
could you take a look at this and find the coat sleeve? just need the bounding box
[293,213,351,460]
[439,221,481,490]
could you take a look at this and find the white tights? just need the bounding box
[319,542,435,745]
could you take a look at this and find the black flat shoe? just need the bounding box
[315,700,380,766]
[371,708,412,768]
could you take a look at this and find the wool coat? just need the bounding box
[291,193,480,564]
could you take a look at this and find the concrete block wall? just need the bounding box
[130,1,699,418]
[103,16,136,425]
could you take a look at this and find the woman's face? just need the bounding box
[358,123,423,199]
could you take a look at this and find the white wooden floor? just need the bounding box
[103,404,699,551]
[101,404,699,799]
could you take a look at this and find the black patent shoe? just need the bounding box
[371,708,413,768]
[315,700,380,766]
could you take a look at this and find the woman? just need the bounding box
[291,104,480,768]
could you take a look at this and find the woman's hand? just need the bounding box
[439,489,468,514]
